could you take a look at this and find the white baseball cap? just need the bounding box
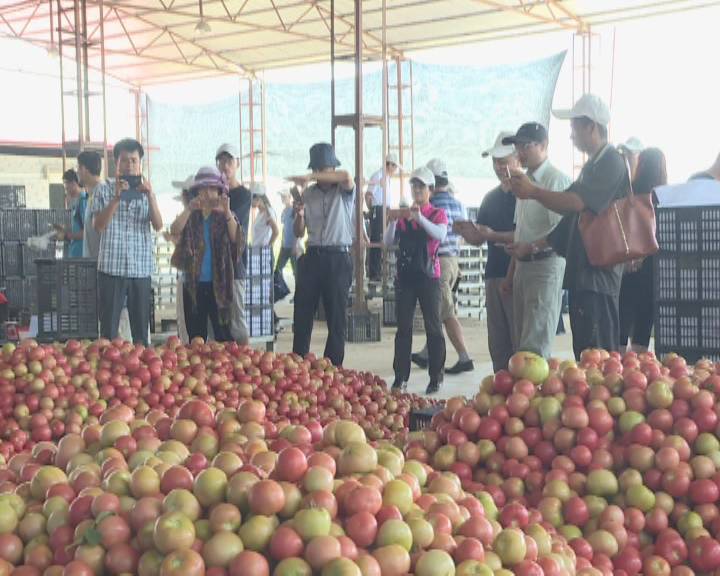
[385,152,401,167]
[426,158,448,178]
[215,143,240,159]
[409,166,435,188]
[482,131,516,159]
[171,174,195,190]
[553,93,611,126]
[619,137,644,154]
[250,181,267,196]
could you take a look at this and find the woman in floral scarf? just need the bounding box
[171,166,241,341]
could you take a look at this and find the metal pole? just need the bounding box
[396,56,404,202]
[353,0,365,312]
[380,0,388,296]
[238,78,244,183]
[81,0,91,142]
[99,0,109,178]
[409,60,415,169]
[261,77,268,184]
[145,92,151,182]
[73,0,85,147]
[330,0,336,148]
[248,78,255,184]
[57,0,67,172]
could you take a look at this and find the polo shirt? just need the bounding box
[476,185,516,279]
[69,192,88,258]
[83,181,110,260]
[302,182,355,247]
[431,189,467,257]
[549,144,628,295]
[514,159,572,243]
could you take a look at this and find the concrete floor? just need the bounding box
[273,298,576,400]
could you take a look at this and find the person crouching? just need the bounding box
[171,167,240,342]
[385,167,448,395]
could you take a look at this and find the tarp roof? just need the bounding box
[1,0,717,85]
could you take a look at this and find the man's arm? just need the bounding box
[510,172,585,215]
[93,189,121,232]
[293,202,305,238]
[144,184,164,231]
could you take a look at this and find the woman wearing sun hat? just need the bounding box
[171,166,240,342]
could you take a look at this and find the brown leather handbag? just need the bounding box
[578,155,659,267]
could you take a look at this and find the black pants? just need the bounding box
[394,274,446,381]
[569,289,620,360]
[275,247,298,279]
[293,250,353,366]
[98,272,151,346]
[619,257,654,348]
[368,206,383,281]
[184,282,232,342]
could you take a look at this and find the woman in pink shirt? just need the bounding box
[384,166,448,394]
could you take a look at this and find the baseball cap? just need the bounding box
[385,152,400,166]
[502,122,548,146]
[410,166,435,188]
[553,93,611,126]
[482,131,516,158]
[215,143,239,160]
[426,158,448,178]
[172,174,196,191]
[619,137,644,154]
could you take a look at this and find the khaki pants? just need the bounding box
[439,256,460,322]
[230,278,249,344]
[485,277,515,373]
[513,255,565,359]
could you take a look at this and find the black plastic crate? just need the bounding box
[248,305,273,338]
[383,296,397,326]
[245,275,273,307]
[36,259,98,342]
[36,209,72,235]
[657,206,720,254]
[1,210,37,241]
[409,405,443,431]
[0,186,26,209]
[1,243,22,277]
[246,246,274,276]
[22,244,56,277]
[655,302,720,354]
[346,310,381,342]
[655,254,720,302]
[1,277,34,312]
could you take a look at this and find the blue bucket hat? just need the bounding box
[308,142,341,171]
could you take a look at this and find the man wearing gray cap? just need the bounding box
[216,143,251,344]
[509,94,629,359]
[457,132,519,372]
[289,143,355,366]
[366,153,400,281]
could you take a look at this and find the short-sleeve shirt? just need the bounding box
[430,190,467,257]
[200,217,213,282]
[69,192,88,258]
[550,144,629,295]
[476,186,516,279]
[84,181,110,260]
[252,208,276,246]
[91,181,154,278]
[394,204,449,279]
[367,168,395,207]
[229,185,251,279]
[302,182,355,247]
[281,207,295,248]
[514,159,572,243]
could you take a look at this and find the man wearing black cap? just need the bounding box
[501,123,571,359]
[289,143,355,366]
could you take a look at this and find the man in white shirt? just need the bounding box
[365,153,400,281]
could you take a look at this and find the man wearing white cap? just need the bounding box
[618,137,644,180]
[457,132,520,372]
[366,153,400,281]
[216,143,251,344]
[508,94,629,359]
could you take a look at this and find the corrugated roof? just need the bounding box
[1,0,717,85]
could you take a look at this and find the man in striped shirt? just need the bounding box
[412,159,474,375]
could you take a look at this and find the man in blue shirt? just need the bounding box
[59,169,87,258]
[412,159,474,375]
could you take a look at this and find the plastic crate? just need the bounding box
[657,206,720,253]
[2,277,34,312]
[0,186,26,209]
[655,302,720,355]
[35,259,98,342]
[248,305,274,338]
[1,210,37,241]
[35,209,72,234]
[346,310,381,343]
[409,405,443,431]
[1,243,22,277]
[655,254,720,302]
[22,244,55,277]
[246,246,274,276]
[466,206,480,222]
[245,275,273,307]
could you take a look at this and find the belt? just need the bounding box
[518,248,555,263]
[438,253,458,259]
[306,246,350,254]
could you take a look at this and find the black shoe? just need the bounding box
[391,379,407,392]
[411,353,428,368]
[425,378,443,395]
[445,359,475,375]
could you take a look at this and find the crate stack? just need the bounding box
[245,246,274,339]
[654,205,720,361]
[0,208,70,317]
[0,185,26,210]
[153,236,178,332]
[456,244,486,319]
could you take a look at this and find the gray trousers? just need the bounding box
[513,255,565,359]
[98,272,151,346]
[485,277,515,373]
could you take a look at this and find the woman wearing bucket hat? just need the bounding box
[385,166,448,395]
[170,166,240,342]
